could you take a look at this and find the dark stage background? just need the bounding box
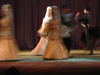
[0,0,100,50]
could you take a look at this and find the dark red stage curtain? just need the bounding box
[0,0,100,50]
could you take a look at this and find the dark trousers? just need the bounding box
[63,37,73,53]
[84,28,93,53]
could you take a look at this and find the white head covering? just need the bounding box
[44,6,52,18]
[43,6,53,24]
[44,6,61,19]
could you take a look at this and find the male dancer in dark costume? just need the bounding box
[76,6,93,55]
[60,4,75,56]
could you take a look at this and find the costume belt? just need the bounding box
[0,33,13,36]
[50,28,57,30]
[81,23,89,27]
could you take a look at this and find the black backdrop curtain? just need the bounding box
[0,0,100,50]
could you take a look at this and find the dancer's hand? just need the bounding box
[75,12,80,22]
[76,12,80,16]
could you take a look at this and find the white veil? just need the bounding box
[42,6,53,25]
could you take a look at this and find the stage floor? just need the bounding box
[16,49,100,62]
[0,50,100,75]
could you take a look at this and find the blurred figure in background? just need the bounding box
[60,4,75,56]
[0,4,20,60]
